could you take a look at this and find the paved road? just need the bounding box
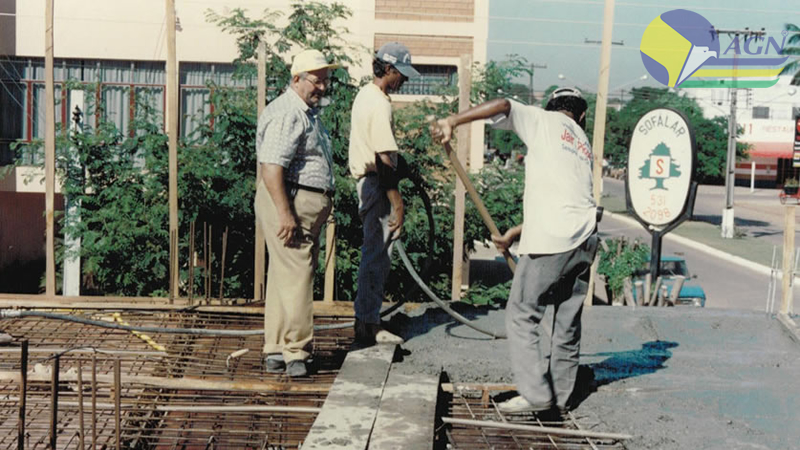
[603,177,799,248]
[599,213,771,311]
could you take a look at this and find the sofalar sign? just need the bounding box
[626,107,697,281]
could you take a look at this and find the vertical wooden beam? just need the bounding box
[254,40,267,301]
[451,54,471,302]
[324,210,336,303]
[44,0,56,298]
[166,0,180,300]
[49,356,59,449]
[780,205,796,314]
[586,0,616,307]
[17,341,27,450]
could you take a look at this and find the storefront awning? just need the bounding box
[744,141,794,159]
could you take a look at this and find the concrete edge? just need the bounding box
[604,211,799,281]
[777,313,800,344]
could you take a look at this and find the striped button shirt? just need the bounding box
[256,88,335,191]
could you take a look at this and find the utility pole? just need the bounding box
[528,63,547,105]
[716,27,765,239]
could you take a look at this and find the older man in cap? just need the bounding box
[348,42,419,346]
[255,49,338,377]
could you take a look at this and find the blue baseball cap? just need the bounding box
[376,42,420,78]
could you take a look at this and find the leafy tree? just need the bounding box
[780,23,800,85]
[604,87,746,184]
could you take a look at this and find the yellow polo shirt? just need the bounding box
[348,83,399,178]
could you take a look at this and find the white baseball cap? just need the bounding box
[291,49,340,76]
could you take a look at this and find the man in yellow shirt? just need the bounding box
[348,42,419,345]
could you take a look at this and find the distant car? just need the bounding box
[635,256,707,307]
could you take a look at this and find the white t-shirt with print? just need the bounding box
[492,100,596,255]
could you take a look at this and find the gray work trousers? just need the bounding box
[355,176,393,324]
[506,233,598,410]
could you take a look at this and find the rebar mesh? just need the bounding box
[0,309,354,449]
[445,388,627,450]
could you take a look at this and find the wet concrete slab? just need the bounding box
[388,305,800,449]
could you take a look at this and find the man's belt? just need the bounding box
[286,182,334,198]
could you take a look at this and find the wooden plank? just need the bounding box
[44,0,55,298]
[303,344,396,449]
[451,54,471,302]
[369,372,438,450]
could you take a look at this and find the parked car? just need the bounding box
[635,256,707,307]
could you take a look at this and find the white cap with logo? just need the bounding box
[376,42,420,78]
[291,49,340,76]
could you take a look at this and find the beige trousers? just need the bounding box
[255,181,332,362]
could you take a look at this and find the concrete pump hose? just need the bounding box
[394,241,506,339]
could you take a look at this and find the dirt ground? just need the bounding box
[387,304,800,450]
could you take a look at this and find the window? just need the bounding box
[793,107,800,120]
[752,106,770,119]
[397,64,457,96]
[0,58,249,165]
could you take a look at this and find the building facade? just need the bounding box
[0,0,488,277]
[683,76,800,188]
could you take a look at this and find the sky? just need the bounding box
[487,0,800,96]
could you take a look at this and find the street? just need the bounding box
[600,177,795,311]
[598,213,771,310]
[602,177,799,248]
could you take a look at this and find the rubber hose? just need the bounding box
[394,241,506,339]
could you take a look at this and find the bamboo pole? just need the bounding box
[781,205,796,314]
[44,0,56,298]
[166,0,180,299]
[255,40,267,301]
[451,54,472,302]
[586,0,617,307]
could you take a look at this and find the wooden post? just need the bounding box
[44,0,56,298]
[323,210,336,303]
[166,0,180,300]
[451,54,471,302]
[585,0,616,307]
[780,205,796,314]
[254,40,267,301]
[17,341,27,450]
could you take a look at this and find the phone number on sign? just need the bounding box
[643,194,672,221]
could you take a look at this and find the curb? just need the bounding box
[603,211,797,281]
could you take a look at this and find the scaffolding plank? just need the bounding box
[302,344,396,450]
[369,371,438,450]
